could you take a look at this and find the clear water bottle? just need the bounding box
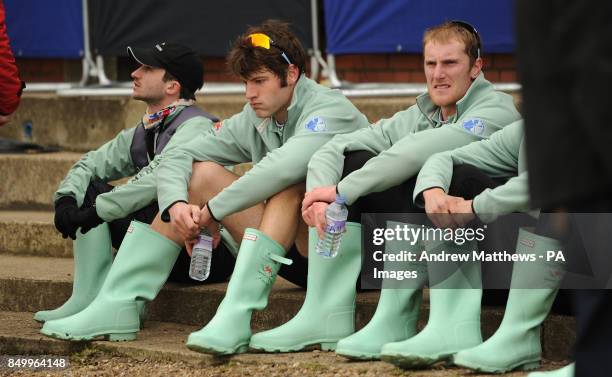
[316,194,348,258]
[189,229,213,281]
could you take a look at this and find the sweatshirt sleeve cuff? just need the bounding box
[336,180,357,205]
[207,203,221,222]
[472,193,497,223]
[413,186,445,208]
[161,200,188,222]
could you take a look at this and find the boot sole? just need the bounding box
[186,343,249,355]
[453,354,541,374]
[249,341,337,353]
[34,316,145,329]
[335,347,380,361]
[380,353,448,369]
[41,328,137,342]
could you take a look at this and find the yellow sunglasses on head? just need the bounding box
[247,33,293,65]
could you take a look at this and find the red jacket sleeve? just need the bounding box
[0,0,23,115]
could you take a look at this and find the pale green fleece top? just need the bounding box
[56,107,215,222]
[306,73,521,204]
[155,75,370,221]
[414,120,529,223]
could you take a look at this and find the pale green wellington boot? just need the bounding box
[186,228,292,355]
[40,221,180,341]
[453,228,567,373]
[335,221,427,360]
[528,363,575,377]
[249,223,362,352]
[34,223,113,323]
[381,239,483,369]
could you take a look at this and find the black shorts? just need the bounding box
[84,180,308,288]
[83,180,235,284]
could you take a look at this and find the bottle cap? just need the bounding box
[335,194,347,204]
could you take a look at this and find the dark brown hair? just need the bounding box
[163,71,195,100]
[227,19,306,86]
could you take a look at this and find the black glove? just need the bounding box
[75,206,104,235]
[54,196,104,239]
[54,196,79,239]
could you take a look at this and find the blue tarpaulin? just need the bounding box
[4,0,83,58]
[324,0,515,54]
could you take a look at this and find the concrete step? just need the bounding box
[0,92,520,152]
[0,93,421,152]
[0,94,244,152]
[0,211,71,257]
[0,153,80,210]
[0,155,252,210]
[0,311,568,376]
[0,254,379,331]
[0,254,575,360]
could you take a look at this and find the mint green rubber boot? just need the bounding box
[335,221,427,360]
[381,239,482,369]
[34,223,113,323]
[186,228,292,355]
[249,223,362,352]
[528,363,575,377]
[453,228,566,373]
[40,221,180,341]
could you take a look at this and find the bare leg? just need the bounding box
[259,183,306,251]
[294,217,309,257]
[150,213,183,244]
[153,162,305,254]
[187,161,264,242]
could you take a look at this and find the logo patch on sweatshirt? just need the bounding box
[462,118,486,136]
[305,116,327,132]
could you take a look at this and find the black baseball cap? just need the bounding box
[127,42,204,95]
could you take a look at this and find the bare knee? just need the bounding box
[268,182,306,207]
[190,161,227,188]
[188,161,237,204]
[150,213,183,244]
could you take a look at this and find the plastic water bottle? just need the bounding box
[189,230,213,281]
[316,195,348,258]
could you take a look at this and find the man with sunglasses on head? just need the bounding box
[157,19,369,355]
[42,20,369,350]
[246,21,521,360]
[38,42,239,339]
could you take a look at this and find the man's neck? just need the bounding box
[273,92,294,124]
[146,98,178,114]
[274,109,288,124]
[272,86,295,124]
[440,105,457,121]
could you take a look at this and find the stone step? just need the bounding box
[0,254,379,331]
[0,154,80,210]
[0,211,71,258]
[0,93,415,152]
[0,254,575,360]
[0,92,520,152]
[0,311,568,376]
[0,154,252,210]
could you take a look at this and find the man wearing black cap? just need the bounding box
[34,42,236,327]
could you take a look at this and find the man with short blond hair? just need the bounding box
[249,21,521,363]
